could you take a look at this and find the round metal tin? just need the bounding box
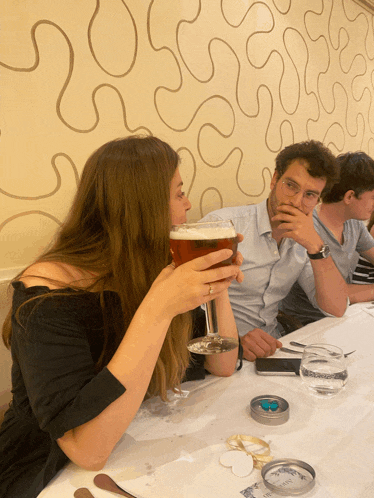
[249,395,289,425]
[261,458,316,495]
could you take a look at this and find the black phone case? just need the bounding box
[255,358,301,376]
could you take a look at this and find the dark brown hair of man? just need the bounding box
[275,140,339,195]
[322,151,374,204]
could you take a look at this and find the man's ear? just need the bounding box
[343,190,356,204]
[270,171,279,190]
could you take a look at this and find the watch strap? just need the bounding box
[307,244,330,260]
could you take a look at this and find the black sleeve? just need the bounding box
[12,294,126,440]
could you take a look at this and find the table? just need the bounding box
[39,302,374,498]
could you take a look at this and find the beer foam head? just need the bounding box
[170,225,236,240]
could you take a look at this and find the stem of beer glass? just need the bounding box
[205,300,218,336]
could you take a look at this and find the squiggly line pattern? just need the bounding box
[1,0,374,268]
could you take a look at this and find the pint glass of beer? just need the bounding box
[170,220,239,354]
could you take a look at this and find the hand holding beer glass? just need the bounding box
[170,220,239,354]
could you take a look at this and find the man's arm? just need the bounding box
[309,256,348,315]
[348,246,374,304]
[274,205,348,317]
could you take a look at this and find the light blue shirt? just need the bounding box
[201,200,334,338]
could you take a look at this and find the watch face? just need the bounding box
[322,245,330,258]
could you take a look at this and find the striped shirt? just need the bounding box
[352,256,374,284]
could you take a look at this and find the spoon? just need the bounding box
[74,489,95,498]
[94,473,138,498]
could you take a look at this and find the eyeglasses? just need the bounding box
[281,180,320,207]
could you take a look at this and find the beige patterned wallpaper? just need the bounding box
[1,0,374,272]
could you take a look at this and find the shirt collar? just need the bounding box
[257,199,272,236]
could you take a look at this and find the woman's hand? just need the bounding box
[149,249,241,319]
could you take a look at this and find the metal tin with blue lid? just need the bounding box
[249,395,289,425]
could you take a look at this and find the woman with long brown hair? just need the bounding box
[0,136,242,498]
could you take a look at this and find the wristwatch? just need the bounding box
[307,244,330,260]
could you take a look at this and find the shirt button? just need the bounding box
[274,251,277,255]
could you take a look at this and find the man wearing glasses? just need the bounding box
[201,140,348,361]
[282,151,374,326]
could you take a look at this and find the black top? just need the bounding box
[0,282,208,498]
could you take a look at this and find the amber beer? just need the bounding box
[170,220,239,354]
[170,226,238,268]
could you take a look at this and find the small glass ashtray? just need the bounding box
[249,395,289,425]
[261,458,316,495]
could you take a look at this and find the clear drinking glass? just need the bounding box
[300,344,348,398]
[170,220,239,354]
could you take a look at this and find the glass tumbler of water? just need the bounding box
[300,344,348,398]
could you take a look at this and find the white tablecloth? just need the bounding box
[39,302,374,498]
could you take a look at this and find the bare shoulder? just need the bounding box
[20,262,83,289]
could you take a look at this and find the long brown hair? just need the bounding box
[2,135,192,400]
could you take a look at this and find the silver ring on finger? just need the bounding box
[208,283,214,295]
